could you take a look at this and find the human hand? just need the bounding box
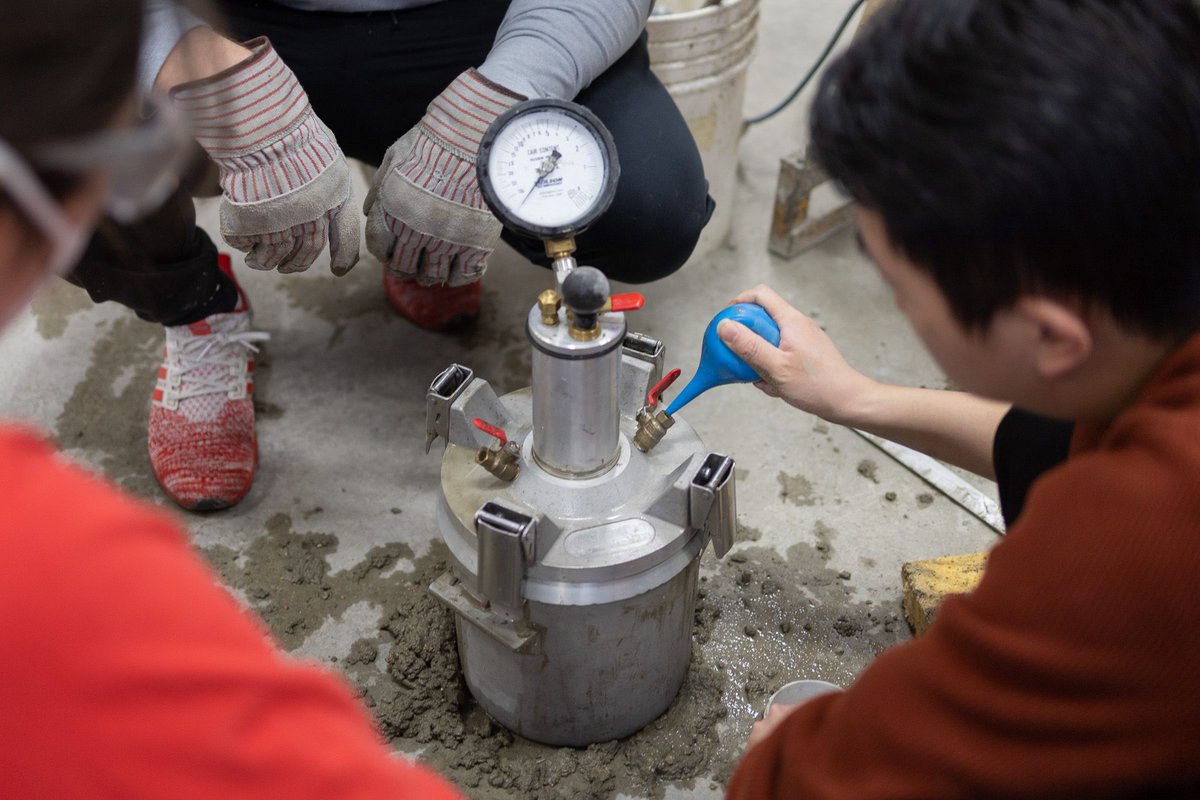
[364,70,525,287]
[173,38,359,275]
[717,284,878,425]
[746,702,802,752]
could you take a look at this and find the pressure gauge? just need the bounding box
[477,99,620,241]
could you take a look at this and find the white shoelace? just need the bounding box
[170,329,271,401]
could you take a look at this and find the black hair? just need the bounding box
[0,0,142,201]
[811,0,1200,339]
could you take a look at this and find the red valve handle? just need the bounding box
[647,368,682,408]
[609,293,645,313]
[472,417,507,446]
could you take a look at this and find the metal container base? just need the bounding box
[456,553,700,746]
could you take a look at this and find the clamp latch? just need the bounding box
[688,453,737,558]
[475,501,537,613]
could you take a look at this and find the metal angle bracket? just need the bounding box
[429,572,540,653]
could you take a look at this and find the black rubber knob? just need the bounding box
[561,267,609,329]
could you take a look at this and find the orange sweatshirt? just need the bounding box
[0,427,462,799]
[728,334,1200,798]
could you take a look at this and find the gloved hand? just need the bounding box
[173,38,359,275]
[364,69,525,286]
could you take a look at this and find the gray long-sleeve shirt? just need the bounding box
[141,0,651,100]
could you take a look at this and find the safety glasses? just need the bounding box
[28,93,192,224]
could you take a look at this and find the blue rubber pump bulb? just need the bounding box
[665,303,781,417]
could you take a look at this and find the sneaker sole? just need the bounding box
[157,443,258,513]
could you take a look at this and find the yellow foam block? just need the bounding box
[901,551,988,636]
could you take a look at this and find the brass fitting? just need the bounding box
[538,289,562,326]
[476,440,521,482]
[568,320,601,341]
[633,407,675,453]
[543,237,577,262]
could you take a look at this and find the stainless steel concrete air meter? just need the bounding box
[424,99,736,747]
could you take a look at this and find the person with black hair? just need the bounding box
[721,0,1200,796]
[0,3,462,796]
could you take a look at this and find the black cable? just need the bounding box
[743,0,867,128]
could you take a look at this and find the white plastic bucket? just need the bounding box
[648,0,760,259]
[765,679,842,712]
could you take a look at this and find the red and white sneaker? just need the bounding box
[148,266,269,511]
[384,272,482,331]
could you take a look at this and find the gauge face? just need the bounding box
[477,99,620,240]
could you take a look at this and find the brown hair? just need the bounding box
[0,0,142,199]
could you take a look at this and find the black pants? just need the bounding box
[68,0,714,326]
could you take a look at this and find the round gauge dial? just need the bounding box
[477,99,620,240]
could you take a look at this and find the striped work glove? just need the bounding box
[173,38,359,275]
[364,70,525,286]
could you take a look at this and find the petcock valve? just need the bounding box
[473,417,520,481]
[633,368,681,453]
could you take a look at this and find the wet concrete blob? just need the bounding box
[53,316,165,498]
[30,280,92,340]
[776,471,818,507]
[200,516,907,799]
[856,459,880,483]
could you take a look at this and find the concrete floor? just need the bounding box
[0,1,1000,797]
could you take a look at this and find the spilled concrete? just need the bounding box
[776,471,818,507]
[198,513,903,800]
[202,512,412,650]
[53,315,163,498]
[856,458,880,483]
[30,281,92,340]
[696,534,905,781]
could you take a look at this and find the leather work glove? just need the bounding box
[173,38,359,275]
[364,70,525,286]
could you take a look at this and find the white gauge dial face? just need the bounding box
[485,108,611,231]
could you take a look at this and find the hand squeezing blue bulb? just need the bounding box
[665,303,781,416]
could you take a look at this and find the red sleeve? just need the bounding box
[727,424,1200,798]
[0,430,462,800]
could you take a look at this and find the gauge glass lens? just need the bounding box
[485,108,610,231]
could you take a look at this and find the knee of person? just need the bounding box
[601,192,715,284]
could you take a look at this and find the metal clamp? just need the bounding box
[475,501,538,613]
[688,453,737,558]
[622,332,664,372]
[425,363,510,453]
[618,332,665,419]
[425,364,474,453]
